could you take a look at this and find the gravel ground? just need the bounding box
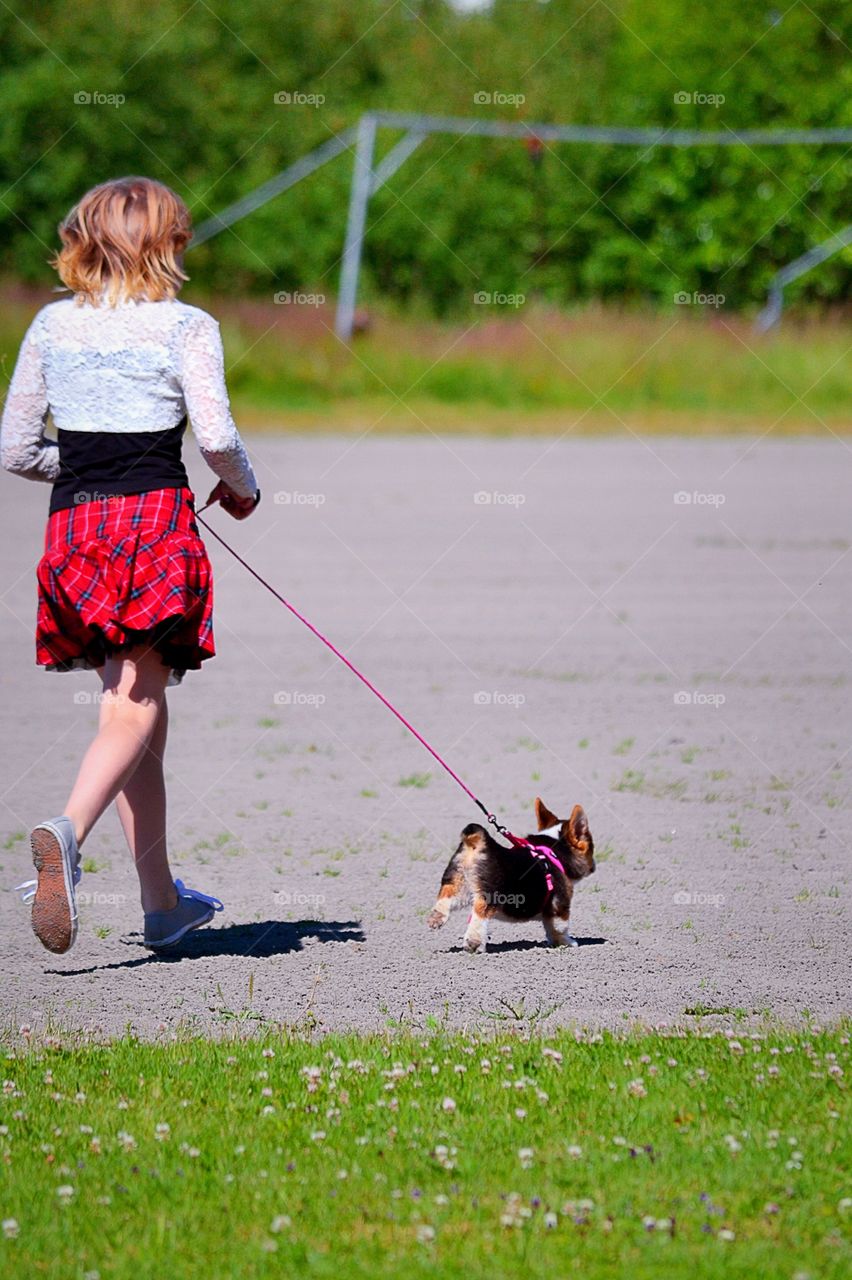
[0,434,848,1038]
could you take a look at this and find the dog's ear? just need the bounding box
[564,803,591,852]
[535,797,559,830]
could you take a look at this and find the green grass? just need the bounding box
[1,284,850,434]
[397,773,431,789]
[0,1026,848,1278]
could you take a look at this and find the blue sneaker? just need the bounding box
[15,817,82,954]
[143,879,223,949]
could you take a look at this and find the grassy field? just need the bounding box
[1,281,848,434]
[0,1025,848,1278]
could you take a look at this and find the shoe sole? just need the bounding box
[144,908,215,951]
[30,826,78,954]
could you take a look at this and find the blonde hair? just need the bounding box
[50,176,192,305]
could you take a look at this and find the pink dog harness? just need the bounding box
[507,833,564,899]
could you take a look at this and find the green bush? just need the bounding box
[0,1,849,313]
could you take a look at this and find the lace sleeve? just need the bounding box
[0,314,59,484]
[178,310,258,499]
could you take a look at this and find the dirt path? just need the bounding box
[0,435,848,1037]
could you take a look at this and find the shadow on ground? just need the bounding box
[445,936,607,953]
[46,919,365,975]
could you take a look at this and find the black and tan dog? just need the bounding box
[427,798,594,952]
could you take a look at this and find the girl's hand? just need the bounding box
[206,480,260,520]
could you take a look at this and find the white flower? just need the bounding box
[441,1097,456,1113]
[544,1211,558,1229]
[518,1147,534,1167]
[416,1225,435,1243]
[154,1123,170,1142]
[627,1078,647,1097]
[56,1186,74,1204]
[270,1215,291,1233]
[116,1131,136,1152]
[566,1144,583,1159]
[718,1228,735,1241]
[2,1218,19,1239]
[310,1130,326,1142]
[724,1135,742,1153]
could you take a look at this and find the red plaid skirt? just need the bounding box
[36,487,215,685]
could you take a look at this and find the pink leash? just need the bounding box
[195,499,558,890]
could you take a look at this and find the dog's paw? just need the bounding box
[426,909,446,930]
[550,933,579,948]
[463,938,487,954]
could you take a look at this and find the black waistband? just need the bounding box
[49,418,190,514]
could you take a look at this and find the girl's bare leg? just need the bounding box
[63,644,171,853]
[115,697,178,914]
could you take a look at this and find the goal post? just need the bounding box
[188,111,852,338]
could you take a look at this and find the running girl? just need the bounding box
[0,176,259,954]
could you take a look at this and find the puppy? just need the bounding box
[427,797,594,953]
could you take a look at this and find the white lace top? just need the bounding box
[0,293,258,501]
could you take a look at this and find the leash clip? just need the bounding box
[486,812,512,839]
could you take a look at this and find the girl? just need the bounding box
[0,175,260,955]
